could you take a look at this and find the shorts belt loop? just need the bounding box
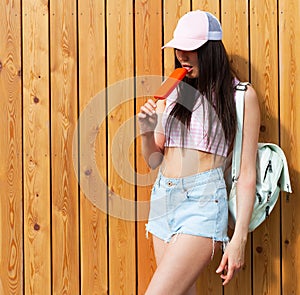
[158,170,162,188]
[217,167,223,179]
[181,177,186,192]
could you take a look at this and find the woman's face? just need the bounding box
[175,49,199,78]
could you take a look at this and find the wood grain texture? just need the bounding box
[0,0,22,294]
[250,1,281,295]
[221,0,250,81]
[50,0,79,294]
[107,1,136,294]
[78,0,108,294]
[192,0,219,15]
[0,1,300,294]
[22,0,51,294]
[279,1,300,295]
[135,0,162,293]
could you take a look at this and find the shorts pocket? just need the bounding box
[186,182,227,209]
[150,177,162,199]
[216,186,227,201]
[186,182,217,201]
[150,185,163,201]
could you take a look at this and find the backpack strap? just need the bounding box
[232,82,251,181]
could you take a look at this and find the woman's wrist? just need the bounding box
[231,228,248,244]
[140,131,155,139]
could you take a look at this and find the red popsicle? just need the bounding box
[154,68,188,100]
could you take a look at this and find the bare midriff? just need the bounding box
[160,147,226,178]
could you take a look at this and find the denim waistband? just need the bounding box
[156,167,225,190]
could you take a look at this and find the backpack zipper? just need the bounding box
[256,193,262,204]
[263,160,273,181]
[265,191,272,218]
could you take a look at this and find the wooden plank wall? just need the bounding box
[0,0,299,294]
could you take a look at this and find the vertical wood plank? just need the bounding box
[163,0,191,76]
[250,1,281,294]
[250,2,279,141]
[50,0,80,294]
[135,0,162,293]
[0,0,22,294]
[78,0,108,294]
[221,1,252,294]
[279,1,300,294]
[22,0,51,294]
[107,1,136,294]
[221,0,250,81]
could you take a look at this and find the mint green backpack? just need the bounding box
[228,82,292,232]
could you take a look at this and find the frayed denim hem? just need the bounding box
[145,223,229,259]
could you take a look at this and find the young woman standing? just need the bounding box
[138,10,260,295]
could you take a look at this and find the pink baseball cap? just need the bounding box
[162,10,222,51]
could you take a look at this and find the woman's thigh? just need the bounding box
[146,234,221,295]
[152,235,167,266]
[152,235,198,295]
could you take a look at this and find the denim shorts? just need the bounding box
[145,167,229,245]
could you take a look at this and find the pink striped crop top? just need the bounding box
[161,87,232,157]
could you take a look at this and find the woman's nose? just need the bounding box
[176,50,188,61]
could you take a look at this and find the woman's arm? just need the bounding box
[233,85,260,239]
[138,99,166,169]
[217,85,260,284]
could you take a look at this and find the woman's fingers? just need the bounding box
[140,105,155,117]
[140,99,157,115]
[220,267,234,285]
[219,261,243,285]
[216,253,227,274]
[137,99,159,134]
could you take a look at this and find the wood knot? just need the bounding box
[34,223,40,231]
[260,125,266,132]
[84,168,92,176]
[256,246,263,253]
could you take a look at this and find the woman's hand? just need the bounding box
[216,236,246,285]
[137,99,158,135]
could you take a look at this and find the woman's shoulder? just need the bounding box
[244,83,258,103]
[244,83,260,116]
[233,79,259,113]
[234,79,257,102]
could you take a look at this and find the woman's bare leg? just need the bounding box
[152,235,197,295]
[185,283,197,295]
[152,235,167,266]
[146,234,220,295]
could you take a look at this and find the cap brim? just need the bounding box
[162,38,208,51]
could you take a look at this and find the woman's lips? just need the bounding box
[183,66,193,72]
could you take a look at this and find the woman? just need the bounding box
[138,10,260,294]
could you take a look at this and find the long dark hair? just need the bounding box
[165,40,237,155]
